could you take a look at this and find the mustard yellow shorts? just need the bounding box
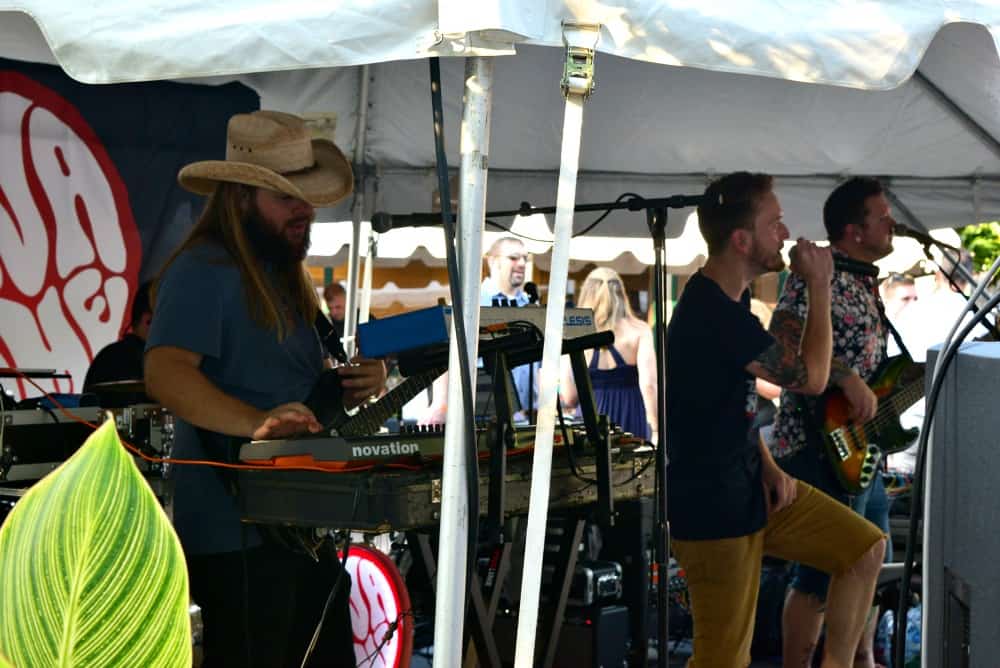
[670,480,885,668]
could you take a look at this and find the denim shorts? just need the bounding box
[778,446,892,600]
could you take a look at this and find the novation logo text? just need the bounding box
[352,441,421,458]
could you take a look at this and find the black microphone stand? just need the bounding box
[646,205,672,668]
[384,193,699,666]
[481,194,695,668]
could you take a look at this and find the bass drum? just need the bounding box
[338,543,413,668]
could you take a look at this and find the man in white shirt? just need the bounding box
[422,236,538,423]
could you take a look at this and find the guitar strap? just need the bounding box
[868,274,914,363]
[314,310,349,364]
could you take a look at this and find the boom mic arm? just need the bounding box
[370,211,456,234]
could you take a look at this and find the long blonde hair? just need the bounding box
[153,182,317,340]
[576,266,636,331]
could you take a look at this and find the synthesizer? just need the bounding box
[1,406,102,482]
[239,423,581,468]
[358,305,596,359]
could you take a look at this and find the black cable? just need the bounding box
[892,285,1000,667]
[299,474,366,667]
[617,451,655,485]
[556,396,596,484]
[572,192,643,237]
[40,404,59,424]
[483,219,553,244]
[240,526,253,667]
[481,191,644,243]
[356,610,415,666]
[427,57,480,625]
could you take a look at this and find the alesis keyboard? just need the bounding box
[357,305,596,359]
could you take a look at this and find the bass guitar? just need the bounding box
[818,356,924,494]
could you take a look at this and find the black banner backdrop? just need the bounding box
[0,57,258,398]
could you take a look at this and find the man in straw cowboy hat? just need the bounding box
[145,110,385,666]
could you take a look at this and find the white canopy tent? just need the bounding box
[4,4,1000,667]
[2,3,1000,242]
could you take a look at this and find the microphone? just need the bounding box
[893,223,961,252]
[370,211,455,234]
[524,282,540,305]
[832,256,879,278]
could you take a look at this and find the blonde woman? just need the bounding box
[560,267,658,441]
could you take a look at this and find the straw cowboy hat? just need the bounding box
[178,110,354,207]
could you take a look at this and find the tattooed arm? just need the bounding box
[747,240,833,395]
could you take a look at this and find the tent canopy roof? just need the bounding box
[3,3,1000,240]
[2,2,999,88]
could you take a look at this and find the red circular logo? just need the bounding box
[0,71,140,398]
[341,544,414,668]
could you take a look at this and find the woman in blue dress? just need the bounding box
[560,267,658,442]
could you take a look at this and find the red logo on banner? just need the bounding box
[342,544,414,668]
[0,71,140,399]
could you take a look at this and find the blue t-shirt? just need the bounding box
[146,243,324,555]
[665,271,775,540]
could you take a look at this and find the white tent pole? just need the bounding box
[433,55,494,668]
[343,64,371,358]
[358,234,374,324]
[514,22,600,668]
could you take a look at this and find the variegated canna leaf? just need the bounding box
[0,418,191,667]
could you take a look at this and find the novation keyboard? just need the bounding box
[238,424,579,468]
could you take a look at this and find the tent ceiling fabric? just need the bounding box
[322,27,1000,240]
[2,5,1000,241]
[2,2,1000,88]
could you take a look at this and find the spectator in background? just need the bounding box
[892,250,989,362]
[84,280,154,406]
[559,267,657,442]
[323,281,347,338]
[422,236,538,424]
[881,273,918,321]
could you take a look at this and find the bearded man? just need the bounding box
[145,111,385,667]
[769,177,896,668]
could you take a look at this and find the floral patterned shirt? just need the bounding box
[770,250,887,458]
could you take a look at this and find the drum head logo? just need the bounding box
[0,72,140,398]
[344,545,413,668]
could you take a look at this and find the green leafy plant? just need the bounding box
[958,222,1000,274]
[0,419,191,667]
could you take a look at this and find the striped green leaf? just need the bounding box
[0,419,191,667]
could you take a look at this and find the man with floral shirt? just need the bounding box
[770,177,895,668]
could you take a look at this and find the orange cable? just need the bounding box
[16,372,424,475]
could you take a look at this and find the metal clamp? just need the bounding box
[561,22,601,98]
